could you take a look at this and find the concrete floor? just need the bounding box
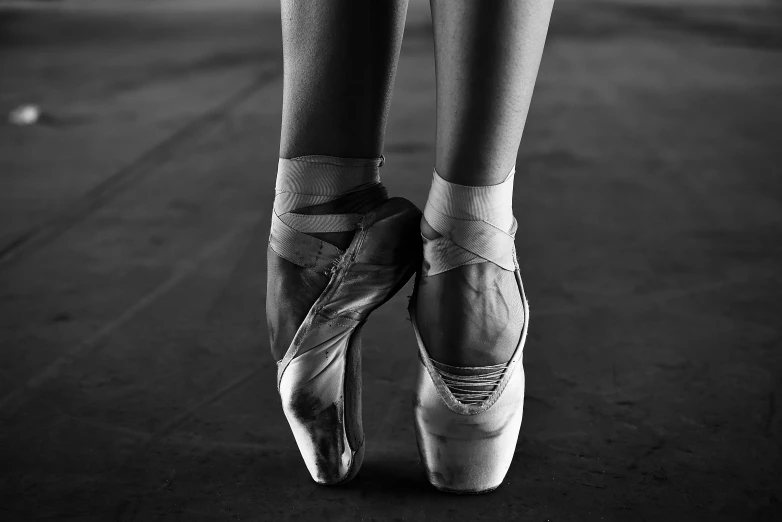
[1,0,780,520]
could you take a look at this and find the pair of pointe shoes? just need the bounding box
[269,172,528,494]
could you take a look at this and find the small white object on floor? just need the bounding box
[9,104,41,125]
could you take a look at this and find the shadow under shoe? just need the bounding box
[273,197,422,485]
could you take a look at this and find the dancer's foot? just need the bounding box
[267,189,390,360]
[266,157,388,361]
[414,217,525,369]
[409,168,529,494]
[269,155,421,485]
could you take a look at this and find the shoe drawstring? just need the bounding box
[431,359,508,405]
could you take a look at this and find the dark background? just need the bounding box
[1,0,780,519]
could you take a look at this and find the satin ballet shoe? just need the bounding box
[408,168,529,494]
[409,271,529,493]
[270,157,421,484]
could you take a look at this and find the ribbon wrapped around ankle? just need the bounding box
[274,155,384,228]
[270,155,387,274]
[422,169,518,276]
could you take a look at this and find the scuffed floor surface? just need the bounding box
[0,0,780,520]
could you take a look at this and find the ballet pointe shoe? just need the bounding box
[274,197,422,485]
[408,168,528,493]
[409,271,529,493]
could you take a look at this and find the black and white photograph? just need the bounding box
[1,0,780,519]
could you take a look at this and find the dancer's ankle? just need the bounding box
[274,155,388,249]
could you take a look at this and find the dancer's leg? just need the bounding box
[417,0,554,366]
[280,0,408,160]
[269,0,408,361]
